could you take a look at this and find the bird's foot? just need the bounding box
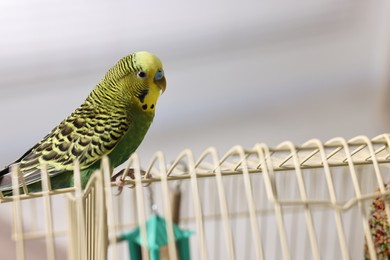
[111,168,150,195]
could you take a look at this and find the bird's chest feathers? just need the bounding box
[107,86,160,167]
[108,111,154,167]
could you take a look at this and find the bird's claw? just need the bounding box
[113,176,125,195]
[111,168,150,195]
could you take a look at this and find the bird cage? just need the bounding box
[1,134,390,260]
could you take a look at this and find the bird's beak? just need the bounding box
[157,77,166,95]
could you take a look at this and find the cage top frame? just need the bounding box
[1,133,390,204]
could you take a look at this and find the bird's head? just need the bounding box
[101,51,166,113]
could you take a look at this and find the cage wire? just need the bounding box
[1,134,390,259]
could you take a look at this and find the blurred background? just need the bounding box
[0,0,389,259]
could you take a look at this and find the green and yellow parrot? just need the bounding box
[0,51,166,195]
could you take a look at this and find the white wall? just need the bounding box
[0,1,388,165]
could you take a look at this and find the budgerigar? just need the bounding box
[0,51,166,195]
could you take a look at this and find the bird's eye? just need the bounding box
[137,71,146,78]
[154,69,164,81]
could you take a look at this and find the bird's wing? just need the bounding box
[0,104,129,190]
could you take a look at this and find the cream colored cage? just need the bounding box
[1,134,390,260]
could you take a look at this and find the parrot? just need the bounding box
[0,51,166,195]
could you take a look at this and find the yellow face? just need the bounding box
[139,80,164,112]
[129,51,167,112]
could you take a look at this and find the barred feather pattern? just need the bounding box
[21,102,129,177]
[0,51,165,192]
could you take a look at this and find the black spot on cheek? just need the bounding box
[151,104,155,109]
[137,89,149,103]
[142,104,148,110]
